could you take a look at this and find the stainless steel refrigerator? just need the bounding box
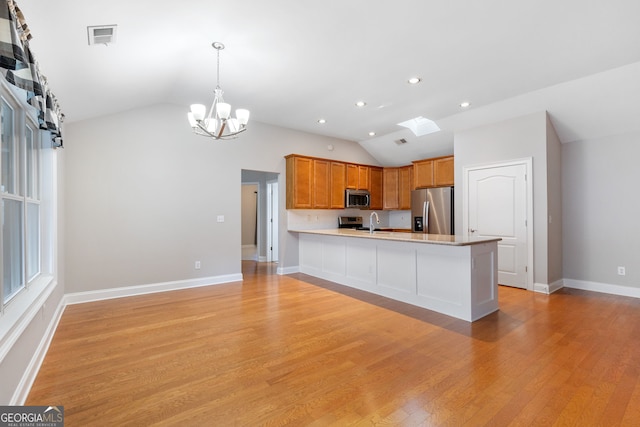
[411,187,454,234]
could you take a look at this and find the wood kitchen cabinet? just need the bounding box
[286,155,313,209]
[413,155,454,188]
[398,165,413,209]
[346,164,370,190]
[312,159,330,209]
[330,161,346,209]
[286,154,356,209]
[369,167,383,210]
[434,156,454,186]
[383,168,399,209]
[286,153,450,210]
[383,165,413,210]
[346,164,358,189]
[413,159,434,189]
[358,165,370,190]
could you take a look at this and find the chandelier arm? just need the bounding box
[195,121,216,138]
[216,121,227,139]
[207,96,218,121]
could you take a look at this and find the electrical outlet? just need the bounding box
[618,266,626,276]
[195,261,201,270]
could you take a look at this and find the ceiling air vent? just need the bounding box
[87,25,117,46]
[395,138,408,145]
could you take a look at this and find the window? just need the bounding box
[0,87,45,306]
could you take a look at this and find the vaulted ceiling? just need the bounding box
[17,0,640,165]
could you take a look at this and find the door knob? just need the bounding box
[469,228,476,233]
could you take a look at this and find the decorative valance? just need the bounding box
[0,0,63,147]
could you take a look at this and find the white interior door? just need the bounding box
[467,163,529,288]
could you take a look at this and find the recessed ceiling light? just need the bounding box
[318,118,326,124]
[407,77,422,85]
[368,131,376,137]
[460,101,471,108]
[355,101,366,108]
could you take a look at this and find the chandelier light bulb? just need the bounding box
[216,102,231,119]
[236,109,250,125]
[187,112,197,128]
[190,104,206,121]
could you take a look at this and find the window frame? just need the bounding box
[0,81,47,309]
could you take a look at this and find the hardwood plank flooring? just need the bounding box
[26,261,640,426]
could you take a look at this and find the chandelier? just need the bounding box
[188,42,250,139]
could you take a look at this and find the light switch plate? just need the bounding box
[217,215,224,223]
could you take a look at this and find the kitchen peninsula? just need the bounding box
[291,229,500,322]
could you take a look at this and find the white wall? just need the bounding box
[454,111,557,287]
[562,130,640,289]
[546,115,563,284]
[63,103,379,293]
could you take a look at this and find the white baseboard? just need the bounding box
[533,279,564,294]
[64,274,243,305]
[277,265,300,275]
[564,279,640,299]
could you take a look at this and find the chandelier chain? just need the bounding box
[216,46,221,89]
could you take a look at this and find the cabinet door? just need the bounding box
[358,165,370,190]
[330,162,346,209]
[346,164,358,189]
[398,165,413,209]
[383,168,399,210]
[413,160,434,188]
[313,159,330,209]
[369,167,383,210]
[286,156,313,209]
[434,156,454,186]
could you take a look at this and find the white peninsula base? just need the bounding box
[295,231,499,322]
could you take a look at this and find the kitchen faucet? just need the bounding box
[369,211,379,234]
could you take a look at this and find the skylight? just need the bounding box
[397,116,440,136]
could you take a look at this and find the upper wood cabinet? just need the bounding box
[286,154,451,210]
[383,168,399,209]
[383,165,413,210]
[413,155,454,188]
[286,155,313,209]
[434,156,454,186]
[413,159,434,189]
[330,162,346,209]
[346,164,369,190]
[346,164,358,189]
[398,165,413,209]
[369,167,383,210]
[312,159,330,209]
[358,165,370,190]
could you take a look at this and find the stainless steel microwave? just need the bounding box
[345,189,370,209]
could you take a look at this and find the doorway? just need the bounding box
[463,159,533,289]
[241,184,258,260]
[241,170,279,263]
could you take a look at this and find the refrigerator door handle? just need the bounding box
[424,201,430,234]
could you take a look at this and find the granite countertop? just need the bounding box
[290,228,501,246]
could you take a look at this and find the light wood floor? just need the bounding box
[27,261,640,426]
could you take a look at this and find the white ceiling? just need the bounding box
[17,0,640,165]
